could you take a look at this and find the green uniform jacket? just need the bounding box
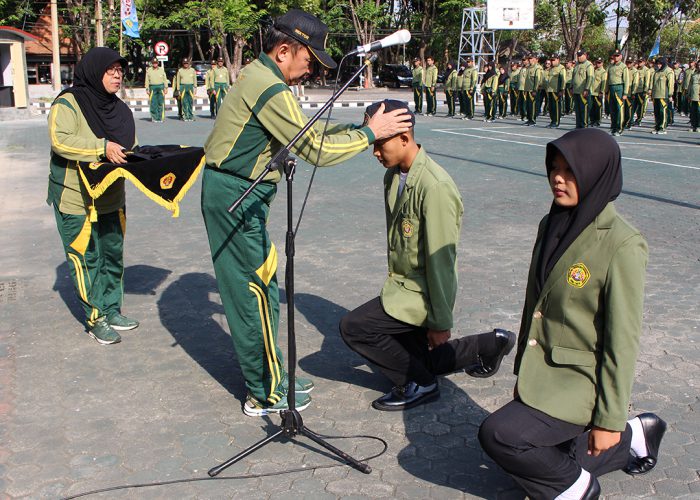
[591,66,607,95]
[628,67,640,94]
[481,73,498,94]
[572,60,594,94]
[381,147,463,330]
[445,70,458,90]
[412,66,423,87]
[509,68,520,89]
[565,67,573,87]
[517,65,528,91]
[545,65,565,93]
[212,67,231,85]
[463,67,478,92]
[205,68,215,91]
[673,67,682,87]
[145,66,168,88]
[514,203,647,431]
[173,67,197,90]
[47,93,137,215]
[683,68,695,93]
[204,53,375,184]
[538,69,549,90]
[642,66,653,92]
[524,63,543,92]
[424,65,438,88]
[607,62,630,95]
[689,71,700,101]
[652,66,674,99]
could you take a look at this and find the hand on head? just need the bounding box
[367,103,413,141]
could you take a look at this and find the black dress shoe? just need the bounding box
[465,329,516,378]
[624,413,667,475]
[371,381,439,411]
[581,475,601,500]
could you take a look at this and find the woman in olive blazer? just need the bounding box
[479,129,666,500]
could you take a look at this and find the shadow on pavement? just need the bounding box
[53,262,172,326]
[157,272,246,400]
[295,292,387,393]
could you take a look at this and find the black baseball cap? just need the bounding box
[595,57,603,63]
[576,49,587,57]
[611,48,622,57]
[151,57,159,63]
[363,99,415,128]
[274,9,336,69]
[550,53,560,60]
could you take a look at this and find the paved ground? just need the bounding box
[1,89,698,499]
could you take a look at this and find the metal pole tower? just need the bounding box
[458,8,496,71]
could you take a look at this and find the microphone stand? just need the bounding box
[209,57,376,478]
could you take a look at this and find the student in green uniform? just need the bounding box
[462,57,478,120]
[205,59,217,118]
[47,47,139,345]
[201,10,413,417]
[144,57,168,122]
[412,57,423,114]
[545,54,565,128]
[479,128,666,500]
[212,57,231,114]
[517,56,529,121]
[607,49,629,136]
[590,57,607,127]
[632,59,650,125]
[672,61,682,112]
[508,61,520,116]
[624,58,639,130]
[538,57,550,116]
[688,64,700,132]
[497,65,510,118]
[424,56,438,116]
[173,58,197,121]
[456,64,466,117]
[444,61,457,117]
[564,60,574,115]
[524,53,543,126]
[650,57,675,135]
[681,60,695,116]
[481,62,498,122]
[340,99,515,411]
[572,49,594,129]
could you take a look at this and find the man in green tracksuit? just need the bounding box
[524,53,543,126]
[173,58,197,121]
[205,59,217,118]
[412,57,423,114]
[201,9,412,416]
[607,49,629,136]
[145,57,168,122]
[462,57,478,120]
[564,60,574,115]
[517,57,529,120]
[590,58,607,127]
[688,66,699,133]
[672,61,682,113]
[624,58,639,129]
[546,54,565,128]
[424,56,438,116]
[632,59,651,125]
[456,65,466,116]
[444,62,457,116]
[212,57,231,115]
[340,99,515,411]
[681,60,695,116]
[509,61,520,116]
[572,49,594,128]
[650,57,674,135]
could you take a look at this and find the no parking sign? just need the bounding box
[154,41,169,56]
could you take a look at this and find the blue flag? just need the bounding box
[649,35,660,57]
[121,0,140,38]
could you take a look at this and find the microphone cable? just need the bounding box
[60,431,388,499]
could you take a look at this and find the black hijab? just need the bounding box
[483,64,496,81]
[656,57,667,71]
[57,47,135,148]
[498,68,508,85]
[536,128,622,292]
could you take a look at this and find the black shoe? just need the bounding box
[371,381,439,411]
[465,329,516,378]
[623,413,667,475]
[581,475,601,500]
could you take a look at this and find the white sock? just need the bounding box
[629,416,648,457]
[555,468,591,500]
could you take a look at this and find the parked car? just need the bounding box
[377,64,412,88]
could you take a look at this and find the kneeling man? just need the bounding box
[340,100,515,411]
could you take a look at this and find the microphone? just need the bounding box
[348,30,411,56]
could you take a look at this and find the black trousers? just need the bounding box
[479,399,632,500]
[339,297,491,387]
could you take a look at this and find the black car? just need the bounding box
[377,64,413,88]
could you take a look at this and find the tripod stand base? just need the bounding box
[208,409,371,477]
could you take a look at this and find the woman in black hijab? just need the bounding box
[47,47,139,345]
[481,62,498,121]
[478,129,666,499]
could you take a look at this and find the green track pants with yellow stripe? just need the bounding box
[201,168,287,404]
[214,82,229,115]
[608,84,625,134]
[53,205,125,327]
[148,84,165,122]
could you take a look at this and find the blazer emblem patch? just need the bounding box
[401,219,414,238]
[567,263,590,288]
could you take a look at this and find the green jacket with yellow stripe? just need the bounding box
[514,203,647,431]
[203,53,375,184]
[46,92,137,215]
[381,147,463,331]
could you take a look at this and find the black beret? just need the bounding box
[363,99,415,127]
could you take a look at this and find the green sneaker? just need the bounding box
[243,392,311,417]
[279,373,314,394]
[108,313,139,331]
[88,317,121,345]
